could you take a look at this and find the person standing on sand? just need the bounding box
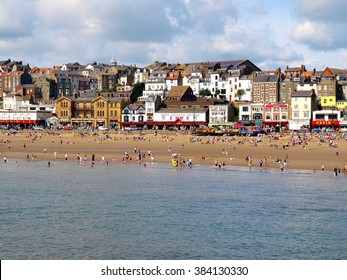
[321,164,325,172]
[65,153,68,161]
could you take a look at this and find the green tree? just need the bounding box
[130,82,145,103]
[235,89,246,101]
[199,88,211,97]
[215,88,221,98]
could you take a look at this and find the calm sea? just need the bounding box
[0,160,346,260]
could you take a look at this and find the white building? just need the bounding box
[142,71,168,99]
[0,109,52,127]
[186,69,204,95]
[209,104,233,124]
[153,108,208,128]
[296,82,318,94]
[121,103,146,127]
[312,109,340,129]
[239,103,252,125]
[166,71,182,91]
[134,68,146,84]
[239,102,264,125]
[237,75,253,102]
[289,90,317,130]
[3,93,55,113]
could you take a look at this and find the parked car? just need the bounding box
[32,126,44,130]
[98,126,109,131]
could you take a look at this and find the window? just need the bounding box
[293,111,299,118]
[242,107,249,112]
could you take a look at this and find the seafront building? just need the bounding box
[55,92,129,128]
[1,58,347,130]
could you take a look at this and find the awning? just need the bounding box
[263,121,289,127]
[311,120,339,127]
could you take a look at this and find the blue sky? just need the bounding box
[1,0,347,71]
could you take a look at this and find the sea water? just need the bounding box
[0,160,346,260]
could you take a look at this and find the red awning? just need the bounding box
[312,120,339,127]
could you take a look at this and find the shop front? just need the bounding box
[311,120,340,129]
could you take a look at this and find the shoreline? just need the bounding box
[1,129,347,173]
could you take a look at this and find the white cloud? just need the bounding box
[296,0,347,23]
[164,8,179,28]
[292,22,331,48]
[0,0,345,70]
[210,18,302,69]
[292,20,347,51]
[291,0,347,53]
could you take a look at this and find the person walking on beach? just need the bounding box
[65,153,68,161]
[321,164,325,172]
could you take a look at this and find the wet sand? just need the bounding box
[1,129,347,172]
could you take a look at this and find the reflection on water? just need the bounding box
[0,160,346,259]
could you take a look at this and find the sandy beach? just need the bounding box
[1,129,347,173]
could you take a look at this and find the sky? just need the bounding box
[1,0,347,71]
